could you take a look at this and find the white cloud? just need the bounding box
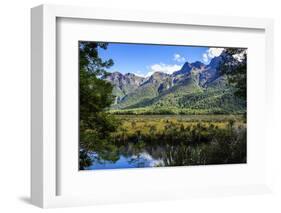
[233,49,247,62]
[203,53,209,63]
[146,63,182,76]
[173,53,186,62]
[202,48,224,63]
[208,48,224,58]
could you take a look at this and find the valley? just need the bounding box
[105,53,246,115]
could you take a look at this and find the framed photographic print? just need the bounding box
[31,4,274,208]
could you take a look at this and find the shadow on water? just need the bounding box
[86,143,207,170]
[87,143,165,170]
[82,117,247,170]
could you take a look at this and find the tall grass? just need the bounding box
[106,115,247,166]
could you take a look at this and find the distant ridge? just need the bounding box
[104,52,246,114]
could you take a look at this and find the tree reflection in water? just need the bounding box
[83,121,246,170]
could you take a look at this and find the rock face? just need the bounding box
[103,71,145,103]
[104,71,144,94]
[104,52,246,113]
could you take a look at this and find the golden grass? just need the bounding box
[114,114,246,136]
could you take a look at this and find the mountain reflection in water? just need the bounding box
[85,143,196,170]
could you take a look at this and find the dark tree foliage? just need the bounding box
[79,42,119,169]
[219,48,247,100]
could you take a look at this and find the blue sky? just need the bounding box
[98,43,224,77]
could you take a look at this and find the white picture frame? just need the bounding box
[31,4,274,208]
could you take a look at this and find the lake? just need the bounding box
[83,114,246,170]
[85,142,209,170]
[86,151,164,170]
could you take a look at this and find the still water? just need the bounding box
[86,151,164,170]
[84,142,193,170]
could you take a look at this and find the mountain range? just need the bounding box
[104,52,246,114]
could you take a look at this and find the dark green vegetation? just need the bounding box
[219,48,247,100]
[108,115,246,166]
[109,85,245,115]
[79,42,119,169]
[79,42,247,170]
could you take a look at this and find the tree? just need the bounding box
[219,48,247,100]
[79,42,119,169]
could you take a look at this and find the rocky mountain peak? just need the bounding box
[191,61,205,69]
[105,51,229,103]
[172,62,192,76]
[208,56,223,69]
